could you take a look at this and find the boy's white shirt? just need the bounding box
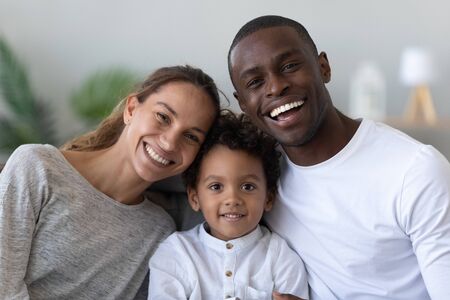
[148,223,309,300]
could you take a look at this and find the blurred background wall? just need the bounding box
[0,0,449,159]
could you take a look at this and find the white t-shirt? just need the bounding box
[148,223,309,300]
[265,119,450,300]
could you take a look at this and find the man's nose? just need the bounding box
[265,74,289,97]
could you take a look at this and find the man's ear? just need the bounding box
[264,191,275,212]
[233,91,247,113]
[187,186,201,211]
[123,95,139,124]
[318,51,331,83]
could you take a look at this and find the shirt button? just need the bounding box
[226,243,233,249]
[225,270,233,277]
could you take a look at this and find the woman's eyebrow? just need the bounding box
[156,101,177,117]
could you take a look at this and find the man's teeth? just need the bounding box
[270,100,304,118]
[145,145,170,165]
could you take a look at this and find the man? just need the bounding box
[228,15,450,299]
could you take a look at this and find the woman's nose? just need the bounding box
[159,131,179,152]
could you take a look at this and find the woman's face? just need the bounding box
[123,81,216,183]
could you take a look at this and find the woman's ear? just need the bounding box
[123,95,139,125]
[187,186,201,211]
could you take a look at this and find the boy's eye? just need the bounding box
[241,183,256,191]
[208,183,222,191]
[156,112,170,124]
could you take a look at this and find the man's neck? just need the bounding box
[283,109,360,166]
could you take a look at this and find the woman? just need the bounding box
[0,65,221,299]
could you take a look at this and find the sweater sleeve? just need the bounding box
[400,145,450,300]
[0,145,48,299]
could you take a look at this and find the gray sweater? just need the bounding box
[0,144,175,299]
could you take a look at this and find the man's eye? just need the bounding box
[156,112,170,124]
[246,78,263,88]
[282,63,299,72]
[241,183,255,191]
[208,183,222,191]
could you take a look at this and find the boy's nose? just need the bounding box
[224,189,243,206]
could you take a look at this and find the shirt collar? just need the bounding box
[199,222,263,253]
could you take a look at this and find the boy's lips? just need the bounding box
[220,212,246,222]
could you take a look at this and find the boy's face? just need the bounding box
[188,145,273,241]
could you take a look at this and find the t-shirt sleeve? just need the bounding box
[271,233,309,299]
[400,145,450,300]
[148,234,192,299]
[0,145,48,299]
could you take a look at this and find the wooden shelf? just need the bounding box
[384,117,450,130]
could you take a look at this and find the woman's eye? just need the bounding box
[241,183,255,191]
[208,183,222,191]
[156,112,170,124]
[184,133,200,144]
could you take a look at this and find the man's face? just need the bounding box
[230,26,331,147]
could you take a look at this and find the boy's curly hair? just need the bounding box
[183,109,281,197]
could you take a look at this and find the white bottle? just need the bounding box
[349,62,386,121]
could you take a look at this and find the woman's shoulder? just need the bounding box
[10,143,60,162]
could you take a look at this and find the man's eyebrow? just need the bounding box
[239,66,261,81]
[156,101,207,136]
[239,48,302,81]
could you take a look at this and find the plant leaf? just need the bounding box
[0,38,38,120]
[71,68,138,126]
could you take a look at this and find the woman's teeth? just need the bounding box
[145,145,170,165]
[270,100,304,118]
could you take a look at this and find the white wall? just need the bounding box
[1,0,449,141]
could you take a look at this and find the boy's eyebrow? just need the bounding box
[202,174,264,182]
[156,101,207,136]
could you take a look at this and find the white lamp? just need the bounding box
[399,47,437,125]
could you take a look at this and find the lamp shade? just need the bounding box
[399,47,434,86]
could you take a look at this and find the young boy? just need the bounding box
[148,110,308,300]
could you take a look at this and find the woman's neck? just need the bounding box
[61,145,151,205]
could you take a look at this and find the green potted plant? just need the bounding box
[0,38,57,156]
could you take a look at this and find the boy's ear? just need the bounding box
[264,191,275,212]
[233,91,247,113]
[123,95,139,124]
[187,186,201,211]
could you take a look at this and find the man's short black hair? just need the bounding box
[227,15,318,84]
[183,109,281,197]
